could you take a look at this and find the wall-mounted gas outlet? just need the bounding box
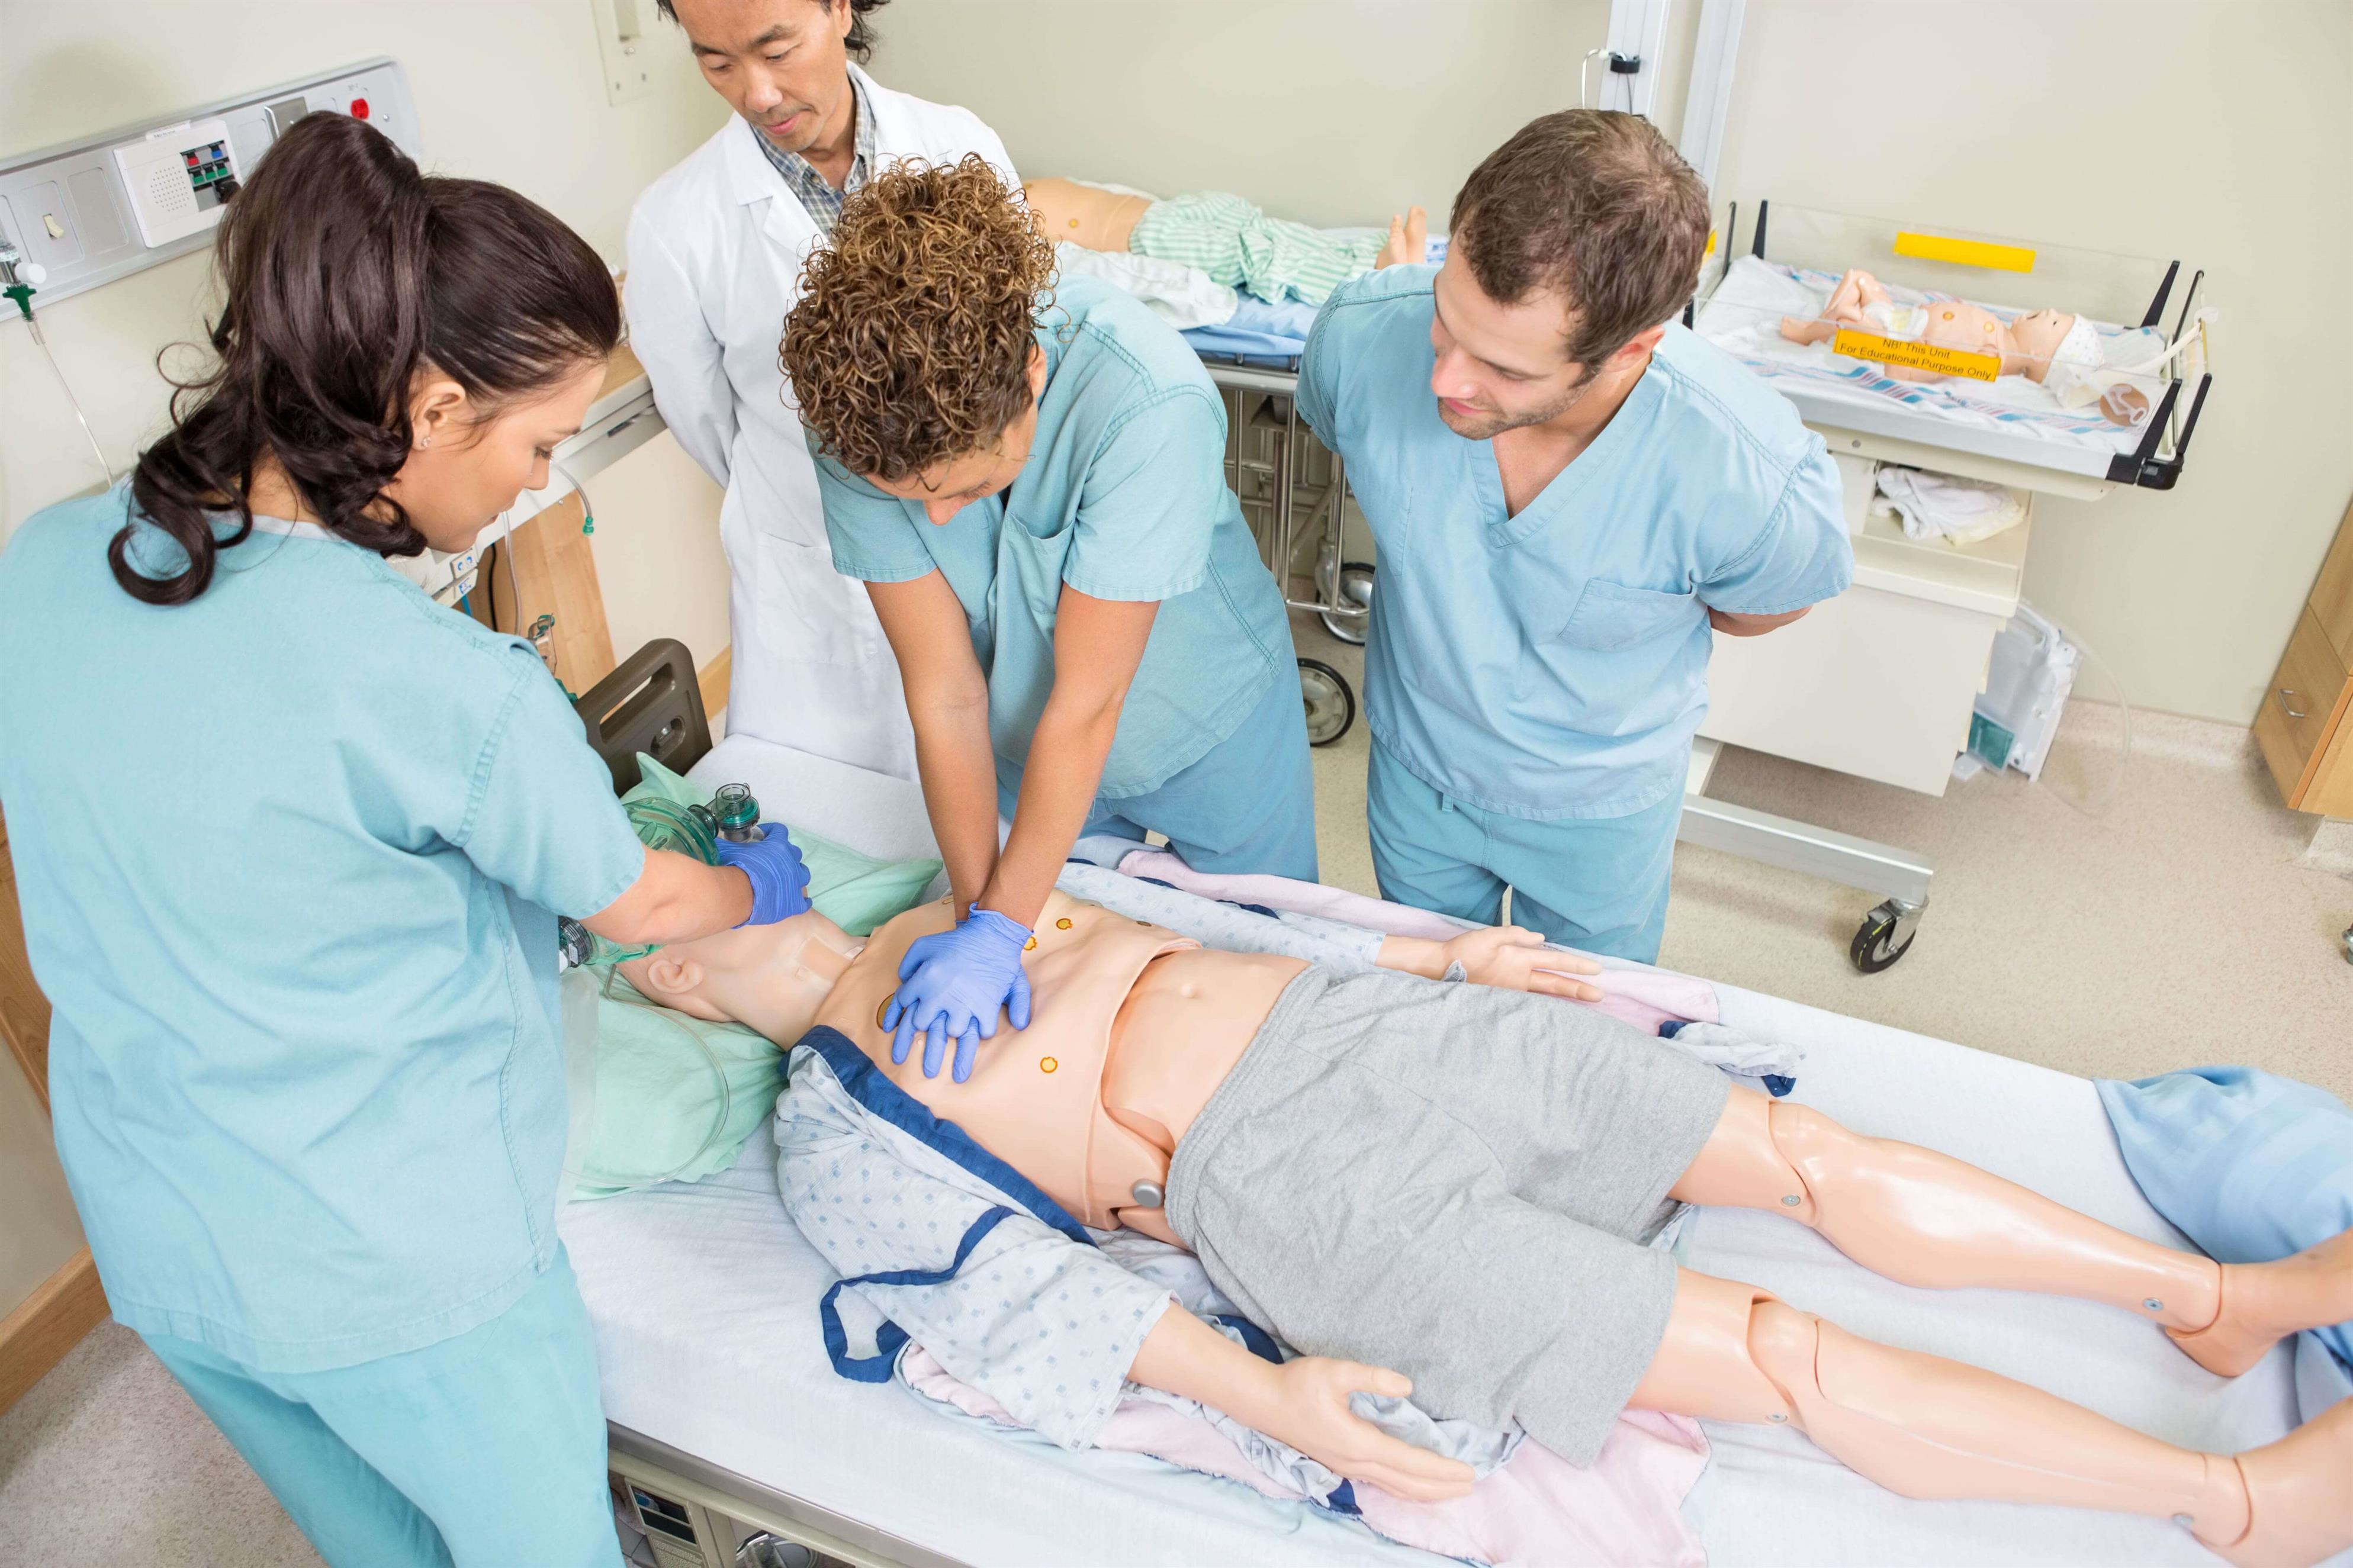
[592,0,657,107]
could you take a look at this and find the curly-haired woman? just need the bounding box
[783,156,1331,1083]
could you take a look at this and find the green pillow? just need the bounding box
[567,969,785,1200]
[560,755,941,1200]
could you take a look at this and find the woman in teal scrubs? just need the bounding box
[0,117,809,1567]
[783,157,1314,1081]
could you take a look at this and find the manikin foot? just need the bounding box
[2195,1395,2353,1568]
[2169,1229,2353,1379]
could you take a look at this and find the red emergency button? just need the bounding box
[349,98,371,120]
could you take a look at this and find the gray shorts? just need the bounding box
[1164,964,1728,1466]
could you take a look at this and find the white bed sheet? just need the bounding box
[560,738,2326,1567]
[1694,983,2324,1567]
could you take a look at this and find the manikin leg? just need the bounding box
[1627,1271,2353,1567]
[1670,1087,2353,1376]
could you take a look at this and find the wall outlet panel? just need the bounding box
[113,117,239,248]
[0,59,420,312]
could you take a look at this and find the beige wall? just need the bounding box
[875,0,1614,225]
[869,0,2353,723]
[1711,0,2353,724]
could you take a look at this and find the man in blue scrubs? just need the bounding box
[1299,110,1853,964]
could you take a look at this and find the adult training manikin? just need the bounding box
[622,896,2353,1567]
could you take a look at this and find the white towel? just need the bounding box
[1052,242,1236,330]
[1873,466,2029,547]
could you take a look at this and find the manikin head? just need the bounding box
[783,157,1056,524]
[618,909,863,1045]
[1432,111,1711,442]
[2004,308,2082,382]
[660,0,883,157]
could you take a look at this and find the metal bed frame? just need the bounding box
[1197,355,1935,972]
[1206,360,1370,748]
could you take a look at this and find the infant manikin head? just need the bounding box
[2005,308,2090,383]
[618,910,862,1046]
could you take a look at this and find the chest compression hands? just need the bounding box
[886,909,1035,1082]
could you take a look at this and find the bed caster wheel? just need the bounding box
[1850,899,1921,974]
[736,1534,816,1568]
[1300,657,1355,747]
[1315,558,1376,645]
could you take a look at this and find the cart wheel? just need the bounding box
[1300,658,1355,747]
[1849,900,1917,974]
[1320,560,1377,646]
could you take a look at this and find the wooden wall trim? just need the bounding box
[0,1249,107,1418]
[697,648,731,729]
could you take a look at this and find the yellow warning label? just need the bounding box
[1892,231,2036,273]
[1831,328,2002,383]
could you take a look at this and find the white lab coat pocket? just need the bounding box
[754,533,872,667]
[1552,578,1697,651]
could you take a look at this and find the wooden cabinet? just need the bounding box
[2257,494,2353,816]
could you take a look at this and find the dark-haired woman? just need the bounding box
[0,114,808,1566]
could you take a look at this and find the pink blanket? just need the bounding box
[901,1346,1708,1567]
[1116,849,1721,1035]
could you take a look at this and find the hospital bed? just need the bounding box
[560,707,2314,1568]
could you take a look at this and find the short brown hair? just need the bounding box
[783,155,1053,482]
[1449,110,1710,368]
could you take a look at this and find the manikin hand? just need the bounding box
[1439,925,1605,1002]
[1253,1358,1476,1503]
[886,909,1034,1082]
[1377,205,1428,270]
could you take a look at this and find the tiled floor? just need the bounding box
[5,625,2347,1563]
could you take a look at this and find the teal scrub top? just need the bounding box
[1299,266,1854,820]
[0,492,647,1372]
[815,274,1288,800]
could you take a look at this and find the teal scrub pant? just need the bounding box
[141,1250,619,1568]
[1014,665,1320,881]
[1367,739,1681,964]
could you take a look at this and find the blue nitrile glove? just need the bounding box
[713,823,811,926]
[886,909,1034,1083]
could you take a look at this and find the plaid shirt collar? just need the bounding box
[749,70,875,237]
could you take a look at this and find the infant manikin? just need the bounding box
[1779,268,2152,426]
[629,896,2353,1560]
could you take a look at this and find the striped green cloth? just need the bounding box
[1129,192,1387,308]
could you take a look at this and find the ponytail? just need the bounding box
[118,112,619,604]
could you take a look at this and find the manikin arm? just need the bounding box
[779,1064,1471,1499]
[1377,925,1605,1002]
[1127,1308,1475,1503]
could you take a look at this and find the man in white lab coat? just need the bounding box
[628,0,1015,774]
